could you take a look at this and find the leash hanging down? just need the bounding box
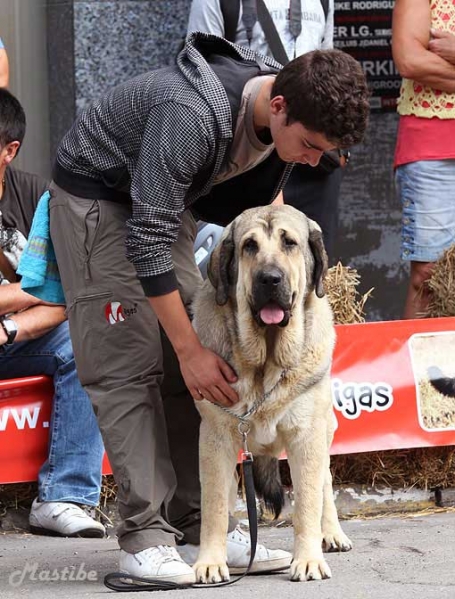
[104,429,258,592]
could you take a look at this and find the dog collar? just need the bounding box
[214,368,289,423]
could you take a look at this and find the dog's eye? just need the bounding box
[243,238,258,253]
[283,236,298,249]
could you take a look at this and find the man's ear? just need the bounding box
[2,141,20,165]
[270,95,287,116]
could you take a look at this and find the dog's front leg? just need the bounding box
[194,418,238,584]
[285,419,332,581]
[321,410,352,552]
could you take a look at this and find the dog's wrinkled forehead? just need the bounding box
[209,204,327,306]
[234,205,309,244]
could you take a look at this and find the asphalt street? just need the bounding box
[1,511,455,599]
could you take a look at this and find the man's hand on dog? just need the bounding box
[179,344,239,406]
[148,291,238,406]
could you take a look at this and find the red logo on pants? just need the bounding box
[105,302,125,325]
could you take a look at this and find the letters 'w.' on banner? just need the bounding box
[0,376,111,483]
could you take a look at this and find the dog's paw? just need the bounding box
[322,529,353,552]
[290,556,332,581]
[194,561,230,584]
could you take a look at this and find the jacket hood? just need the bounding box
[177,32,282,142]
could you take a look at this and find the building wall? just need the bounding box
[46,0,407,322]
[334,113,408,322]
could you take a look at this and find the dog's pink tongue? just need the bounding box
[260,304,285,325]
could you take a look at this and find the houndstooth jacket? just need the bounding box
[54,33,289,296]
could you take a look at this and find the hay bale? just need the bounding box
[279,446,455,491]
[325,262,374,324]
[0,482,37,514]
[330,446,455,491]
[424,245,455,317]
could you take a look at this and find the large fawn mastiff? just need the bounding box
[191,204,351,584]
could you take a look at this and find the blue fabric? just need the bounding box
[17,191,65,304]
[0,38,4,49]
[0,321,104,504]
[395,159,455,262]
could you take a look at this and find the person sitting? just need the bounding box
[0,87,105,538]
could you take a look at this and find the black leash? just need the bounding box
[192,451,257,589]
[104,448,257,592]
[104,574,193,592]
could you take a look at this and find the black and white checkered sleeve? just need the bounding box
[125,101,215,297]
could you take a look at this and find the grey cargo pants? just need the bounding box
[49,183,234,553]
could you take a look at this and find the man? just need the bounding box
[393,0,455,318]
[0,88,105,538]
[187,0,347,260]
[49,33,369,584]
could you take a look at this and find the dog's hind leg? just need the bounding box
[321,458,352,552]
[194,418,238,584]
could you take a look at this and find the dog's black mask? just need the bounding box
[251,266,293,328]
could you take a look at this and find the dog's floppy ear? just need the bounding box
[207,221,236,305]
[307,220,328,298]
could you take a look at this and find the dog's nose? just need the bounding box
[259,268,282,287]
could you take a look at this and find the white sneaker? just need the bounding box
[119,546,196,585]
[178,526,292,574]
[29,498,105,538]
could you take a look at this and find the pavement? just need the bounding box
[1,511,455,599]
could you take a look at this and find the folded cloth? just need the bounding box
[17,191,65,304]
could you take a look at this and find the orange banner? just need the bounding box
[1,317,455,484]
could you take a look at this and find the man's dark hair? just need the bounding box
[0,88,26,148]
[271,49,370,149]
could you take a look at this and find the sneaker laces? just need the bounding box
[138,546,184,566]
[228,527,273,560]
[229,527,250,545]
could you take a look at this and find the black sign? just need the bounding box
[333,1,400,112]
